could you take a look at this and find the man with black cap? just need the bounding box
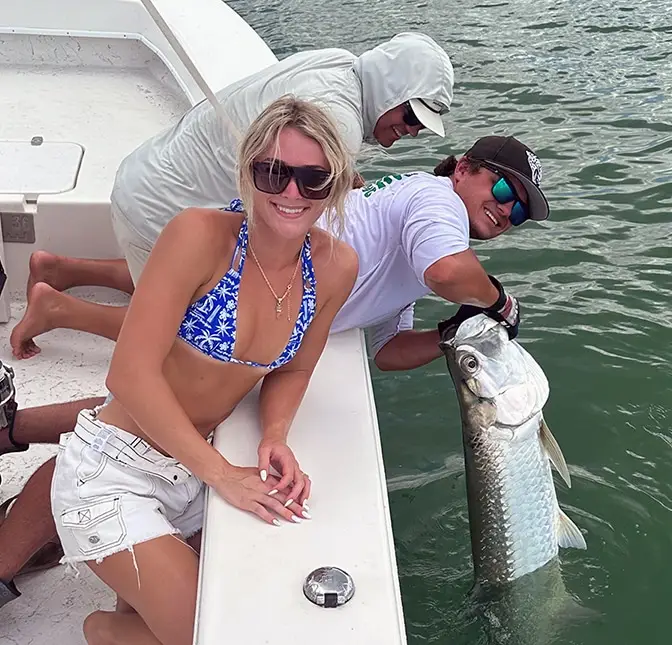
[328,133,550,370]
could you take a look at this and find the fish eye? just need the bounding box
[460,354,480,374]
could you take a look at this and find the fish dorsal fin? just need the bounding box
[540,417,571,488]
[557,508,587,549]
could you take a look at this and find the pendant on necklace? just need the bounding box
[275,300,282,318]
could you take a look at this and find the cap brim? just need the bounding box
[485,161,550,221]
[409,98,445,137]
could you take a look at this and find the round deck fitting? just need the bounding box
[303,567,355,608]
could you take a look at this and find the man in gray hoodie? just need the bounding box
[111,31,454,280]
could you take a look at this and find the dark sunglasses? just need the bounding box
[252,160,333,200]
[402,102,422,128]
[481,163,529,226]
[402,100,449,129]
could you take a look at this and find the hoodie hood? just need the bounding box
[354,32,454,143]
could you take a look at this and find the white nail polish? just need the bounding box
[291,515,302,523]
[260,470,267,482]
[301,510,312,519]
[284,498,294,508]
[272,519,280,526]
[267,489,278,496]
[302,501,310,511]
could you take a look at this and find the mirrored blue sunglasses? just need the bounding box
[482,163,529,226]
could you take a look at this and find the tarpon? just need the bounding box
[439,314,589,642]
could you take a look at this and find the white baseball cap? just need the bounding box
[408,98,449,137]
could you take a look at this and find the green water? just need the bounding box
[230,1,672,642]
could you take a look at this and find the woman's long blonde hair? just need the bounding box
[237,95,354,238]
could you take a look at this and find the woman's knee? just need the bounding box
[83,610,115,645]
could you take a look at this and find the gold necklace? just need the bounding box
[248,243,302,321]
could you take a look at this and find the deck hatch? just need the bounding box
[0,139,84,197]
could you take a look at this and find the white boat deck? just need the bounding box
[0,1,407,643]
[0,33,190,199]
[0,32,190,293]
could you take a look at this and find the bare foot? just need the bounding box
[10,282,62,359]
[27,251,135,298]
[26,250,67,302]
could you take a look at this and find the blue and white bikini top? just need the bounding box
[177,219,317,370]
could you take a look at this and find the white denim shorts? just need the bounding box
[51,408,205,565]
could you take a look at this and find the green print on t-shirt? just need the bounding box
[361,172,417,198]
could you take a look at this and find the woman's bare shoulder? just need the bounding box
[171,207,243,230]
[168,208,244,251]
[309,227,359,289]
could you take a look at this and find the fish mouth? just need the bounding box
[438,321,460,350]
[439,315,504,359]
[438,337,457,356]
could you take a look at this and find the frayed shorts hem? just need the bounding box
[59,527,183,567]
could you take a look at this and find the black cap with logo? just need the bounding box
[465,136,550,222]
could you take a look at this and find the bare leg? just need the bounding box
[83,535,199,645]
[27,251,134,299]
[112,532,201,616]
[0,398,105,585]
[0,396,105,454]
[10,282,127,359]
[0,458,57,583]
[115,597,136,614]
[84,611,164,645]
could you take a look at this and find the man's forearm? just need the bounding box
[374,330,443,371]
[424,250,499,308]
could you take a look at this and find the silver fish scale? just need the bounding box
[466,414,559,586]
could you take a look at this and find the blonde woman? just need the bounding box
[50,96,358,645]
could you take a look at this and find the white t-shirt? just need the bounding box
[322,171,469,355]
